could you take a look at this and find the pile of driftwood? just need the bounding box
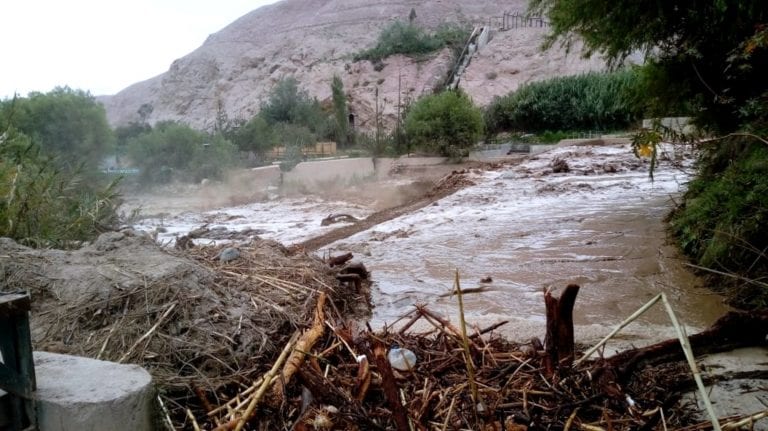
[174,275,768,430]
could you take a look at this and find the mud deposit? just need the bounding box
[133,144,730,346]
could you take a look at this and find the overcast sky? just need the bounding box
[1,0,281,99]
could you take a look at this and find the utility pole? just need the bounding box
[375,86,380,147]
[397,68,402,153]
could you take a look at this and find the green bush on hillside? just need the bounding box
[485,69,644,134]
[354,21,470,62]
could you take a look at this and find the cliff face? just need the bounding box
[100,0,605,131]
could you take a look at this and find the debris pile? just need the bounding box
[2,231,767,430]
[181,287,768,431]
[0,231,371,392]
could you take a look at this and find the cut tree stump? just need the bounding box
[543,284,580,377]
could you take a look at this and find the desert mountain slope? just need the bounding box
[101,0,605,131]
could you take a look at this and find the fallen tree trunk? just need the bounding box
[603,310,768,379]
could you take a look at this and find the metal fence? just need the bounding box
[485,11,550,31]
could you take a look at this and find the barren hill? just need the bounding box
[101,0,605,131]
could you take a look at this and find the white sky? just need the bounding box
[1,0,281,99]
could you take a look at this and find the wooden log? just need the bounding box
[271,292,327,404]
[328,252,353,267]
[369,339,411,431]
[604,310,768,378]
[353,356,371,401]
[542,284,580,377]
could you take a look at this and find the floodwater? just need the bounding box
[322,144,730,344]
[134,143,730,346]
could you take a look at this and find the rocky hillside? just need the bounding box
[101,0,606,131]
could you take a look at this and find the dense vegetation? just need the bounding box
[404,90,484,159]
[484,69,643,134]
[7,87,113,169]
[531,0,768,307]
[354,21,470,62]
[126,122,237,186]
[0,89,120,247]
[670,139,768,308]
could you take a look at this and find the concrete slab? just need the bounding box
[34,352,154,431]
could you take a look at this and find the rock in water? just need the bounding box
[218,247,240,262]
[387,347,417,371]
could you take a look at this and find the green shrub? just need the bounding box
[670,138,768,308]
[127,122,237,186]
[0,127,119,247]
[355,21,470,62]
[230,116,276,160]
[404,90,484,158]
[485,69,644,134]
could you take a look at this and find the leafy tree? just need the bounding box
[2,87,114,169]
[230,116,276,160]
[404,90,484,158]
[137,103,153,124]
[529,0,768,133]
[126,121,237,185]
[331,75,349,148]
[0,117,119,247]
[273,123,314,173]
[260,78,327,135]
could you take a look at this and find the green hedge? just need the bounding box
[485,69,644,134]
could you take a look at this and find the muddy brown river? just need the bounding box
[323,144,730,345]
[135,143,730,346]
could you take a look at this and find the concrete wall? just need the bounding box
[642,117,695,135]
[232,156,451,190]
[285,157,376,185]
